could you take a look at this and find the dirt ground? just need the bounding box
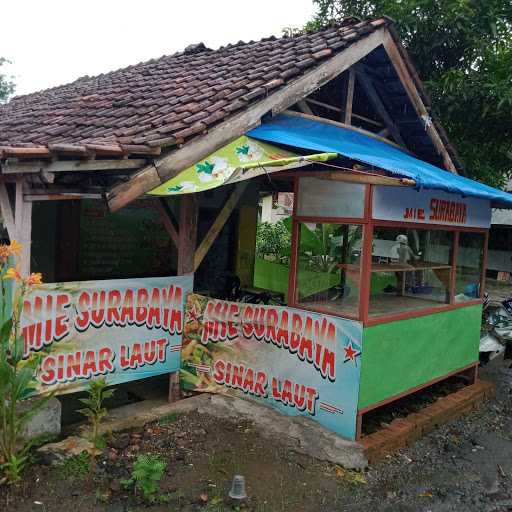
[1,357,511,512]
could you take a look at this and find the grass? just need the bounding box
[157,412,182,426]
[57,452,90,481]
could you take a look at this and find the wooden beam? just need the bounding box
[344,70,355,125]
[321,170,415,187]
[354,67,407,147]
[154,198,179,247]
[107,27,387,212]
[297,99,314,115]
[177,195,198,275]
[305,98,383,127]
[194,182,248,271]
[382,32,457,172]
[1,158,148,174]
[273,169,416,187]
[15,176,23,234]
[283,109,411,153]
[18,200,32,275]
[24,193,103,201]
[0,179,15,238]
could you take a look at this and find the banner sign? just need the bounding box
[372,186,491,228]
[181,294,363,440]
[22,276,192,395]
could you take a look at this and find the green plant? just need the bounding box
[255,220,291,262]
[58,452,91,481]
[0,240,50,483]
[157,412,181,426]
[122,454,167,503]
[306,0,512,187]
[78,378,114,449]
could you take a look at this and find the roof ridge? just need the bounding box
[0,16,391,158]
[7,17,389,102]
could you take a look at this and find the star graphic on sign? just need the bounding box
[186,306,201,323]
[343,341,361,364]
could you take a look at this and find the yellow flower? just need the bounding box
[8,240,22,257]
[4,265,22,282]
[0,245,9,262]
[0,240,23,262]
[26,272,43,286]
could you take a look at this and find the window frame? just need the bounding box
[288,179,489,326]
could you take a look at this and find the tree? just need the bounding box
[0,58,15,103]
[306,0,512,187]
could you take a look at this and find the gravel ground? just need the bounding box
[2,357,511,512]
[352,357,512,512]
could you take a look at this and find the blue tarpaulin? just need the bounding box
[248,114,512,208]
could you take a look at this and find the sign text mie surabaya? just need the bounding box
[403,197,468,224]
[21,285,183,382]
[201,300,338,382]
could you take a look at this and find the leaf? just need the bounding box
[335,465,367,485]
[0,318,12,340]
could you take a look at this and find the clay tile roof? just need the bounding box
[0,18,389,158]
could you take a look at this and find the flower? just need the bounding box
[0,245,10,262]
[236,141,263,162]
[0,240,23,262]
[26,273,42,286]
[4,265,22,282]
[8,240,22,257]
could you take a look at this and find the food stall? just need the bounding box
[171,114,508,441]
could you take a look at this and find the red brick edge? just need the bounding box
[360,379,496,463]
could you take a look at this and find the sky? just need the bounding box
[1,0,316,97]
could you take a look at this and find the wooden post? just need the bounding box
[15,177,32,275]
[177,195,198,275]
[0,177,33,274]
[235,193,258,288]
[344,70,355,125]
[169,194,199,402]
[194,182,248,271]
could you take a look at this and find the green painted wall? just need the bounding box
[358,304,481,410]
[253,257,344,297]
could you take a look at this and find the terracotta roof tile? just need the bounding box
[0,18,389,156]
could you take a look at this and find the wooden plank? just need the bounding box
[24,193,102,201]
[194,182,248,271]
[297,99,314,115]
[177,195,198,275]
[322,171,415,187]
[283,109,410,152]
[276,169,415,187]
[18,200,32,275]
[0,179,15,238]
[344,70,355,124]
[106,165,161,212]
[14,176,23,234]
[355,67,407,147]
[382,32,457,172]
[154,198,179,247]
[107,28,388,212]
[305,97,383,127]
[2,158,147,174]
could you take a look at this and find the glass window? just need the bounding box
[455,232,485,302]
[369,227,453,317]
[296,178,365,218]
[295,223,362,317]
